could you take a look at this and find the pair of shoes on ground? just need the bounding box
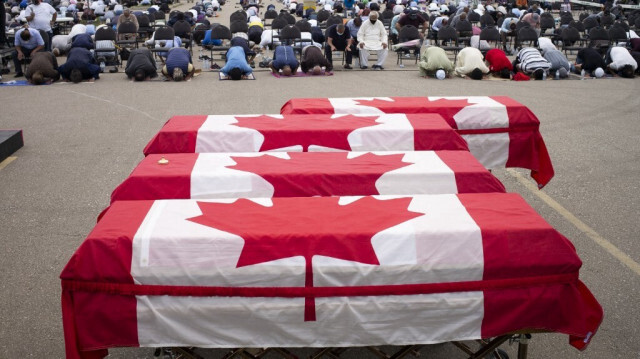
[210,63,221,70]
[372,65,385,70]
[343,64,352,69]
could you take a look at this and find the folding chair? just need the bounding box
[193,22,211,45]
[172,20,193,55]
[560,13,573,27]
[455,20,473,46]
[480,13,495,29]
[479,27,501,54]
[94,26,119,67]
[149,25,175,61]
[278,12,297,25]
[395,25,421,65]
[560,26,583,57]
[437,26,463,64]
[540,14,555,35]
[230,10,247,23]
[295,19,312,33]
[116,21,139,49]
[588,26,611,54]
[608,26,628,47]
[230,20,249,34]
[137,14,154,41]
[205,24,231,61]
[153,11,166,28]
[516,26,538,49]
[582,16,598,34]
[325,15,343,29]
[467,11,480,27]
[279,25,305,57]
[600,15,613,29]
[263,9,278,28]
[578,12,589,22]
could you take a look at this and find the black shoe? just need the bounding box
[344,64,352,69]
[109,66,118,73]
[14,72,24,78]
[378,65,385,70]
[372,65,380,70]
[360,65,368,70]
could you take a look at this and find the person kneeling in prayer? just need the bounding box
[220,46,254,80]
[455,47,489,79]
[162,47,194,81]
[300,45,332,74]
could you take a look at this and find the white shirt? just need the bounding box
[259,29,280,49]
[455,47,490,76]
[67,23,87,44]
[609,47,638,71]
[27,2,56,32]
[357,19,388,50]
[538,37,556,53]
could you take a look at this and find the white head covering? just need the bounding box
[436,69,446,80]
[393,4,404,14]
[497,5,507,15]
[594,67,605,78]
[428,2,438,11]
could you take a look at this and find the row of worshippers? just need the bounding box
[418,38,639,80]
[12,23,196,83]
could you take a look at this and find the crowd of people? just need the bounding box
[1,0,639,83]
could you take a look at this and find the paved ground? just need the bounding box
[1,2,639,358]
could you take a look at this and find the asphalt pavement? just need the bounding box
[0,1,639,358]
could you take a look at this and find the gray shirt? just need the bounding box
[543,49,570,72]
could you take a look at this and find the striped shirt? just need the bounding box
[516,47,551,73]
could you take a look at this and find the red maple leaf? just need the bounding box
[232,115,381,151]
[187,197,422,321]
[228,152,412,197]
[355,97,473,129]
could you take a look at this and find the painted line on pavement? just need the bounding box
[0,156,17,171]
[60,88,159,122]
[507,168,640,277]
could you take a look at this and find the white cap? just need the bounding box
[594,67,604,78]
[436,69,446,80]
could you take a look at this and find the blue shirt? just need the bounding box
[345,19,360,39]
[165,47,191,76]
[71,33,93,50]
[500,18,518,33]
[58,47,101,79]
[14,28,45,49]
[220,46,253,76]
[271,45,298,69]
[202,29,223,46]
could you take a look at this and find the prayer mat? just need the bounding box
[271,70,333,78]
[219,72,256,80]
[0,80,34,86]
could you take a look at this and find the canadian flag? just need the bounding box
[280,97,554,188]
[110,151,506,202]
[61,194,601,359]
[142,114,469,155]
